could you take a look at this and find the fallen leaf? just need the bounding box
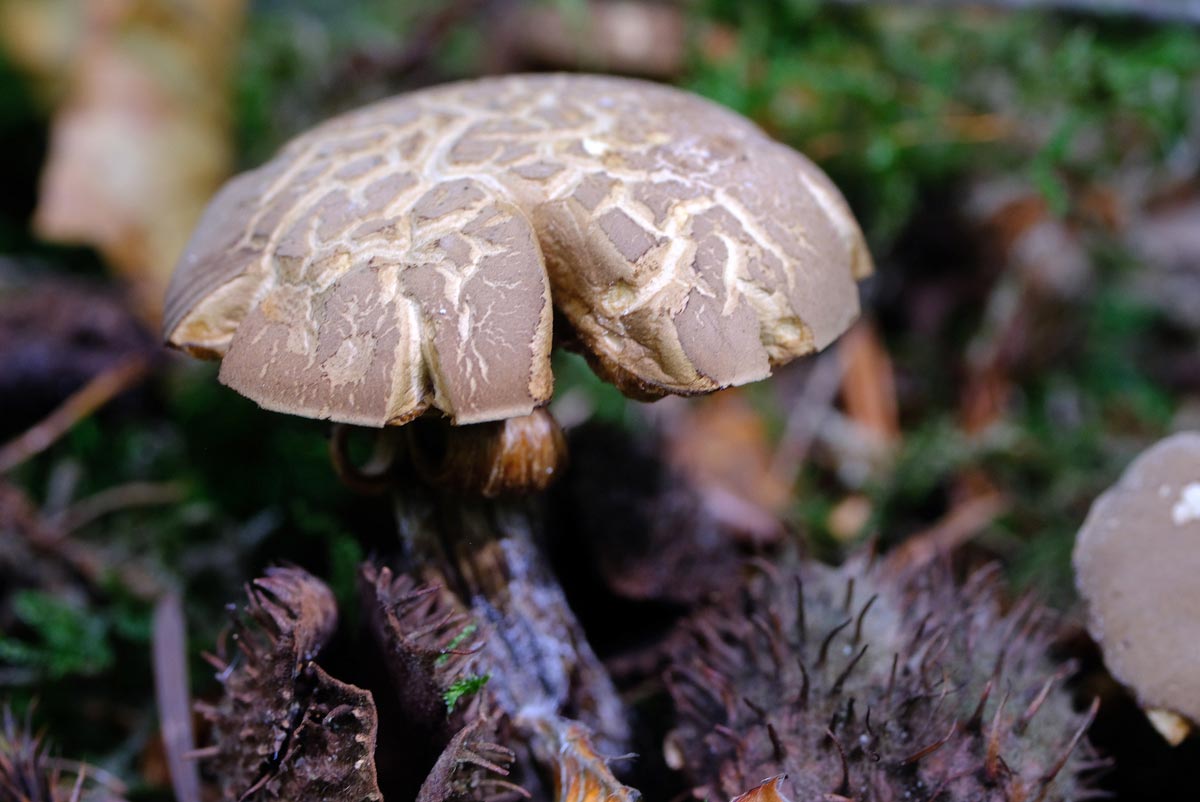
[30,0,244,325]
[838,319,900,445]
[731,776,794,802]
[526,716,640,802]
[664,389,790,543]
[0,0,82,99]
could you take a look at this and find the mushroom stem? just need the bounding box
[333,408,627,766]
[393,491,630,758]
[407,408,568,498]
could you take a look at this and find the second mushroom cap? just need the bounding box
[1073,431,1200,738]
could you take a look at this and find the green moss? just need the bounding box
[0,591,114,679]
[443,672,490,713]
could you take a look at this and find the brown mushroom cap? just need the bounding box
[1073,431,1200,726]
[164,74,871,426]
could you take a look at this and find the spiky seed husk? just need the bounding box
[360,563,487,732]
[0,705,127,802]
[362,562,638,802]
[361,563,527,802]
[665,557,1101,802]
[199,566,382,802]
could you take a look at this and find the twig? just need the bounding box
[154,593,203,802]
[43,758,128,797]
[49,481,187,535]
[0,355,150,474]
[31,536,164,601]
[833,0,1200,24]
[806,112,1018,160]
[883,492,1009,574]
[6,479,166,601]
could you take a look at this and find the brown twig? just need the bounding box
[153,593,203,802]
[5,478,166,601]
[884,492,1009,574]
[43,757,129,799]
[806,112,1019,161]
[33,536,164,601]
[0,355,150,474]
[833,0,1200,24]
[49,481,187,536]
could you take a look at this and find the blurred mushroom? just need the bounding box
[492,1,687,79]
[162,73,870,787]
[1073,431,1200,745]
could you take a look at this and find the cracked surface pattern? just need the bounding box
[164,74,871,426]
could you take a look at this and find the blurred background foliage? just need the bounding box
[0,0,1198,798]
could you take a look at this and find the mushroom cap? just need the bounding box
[164,74,871,426]
[1073,431,1200,724]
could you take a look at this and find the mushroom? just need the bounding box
[1073,431,1200,745]
[162,73,870,788]
[164,73,870,496]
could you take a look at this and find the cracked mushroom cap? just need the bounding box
[163,74,871,427]
[1073,431,1200,733]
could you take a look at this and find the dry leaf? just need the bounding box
[730,776,793,802]
[30,0,243,325]
[663,390,790,543]
[526,716,640,802]
[0,0,82,99]
[837,319,900,445]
